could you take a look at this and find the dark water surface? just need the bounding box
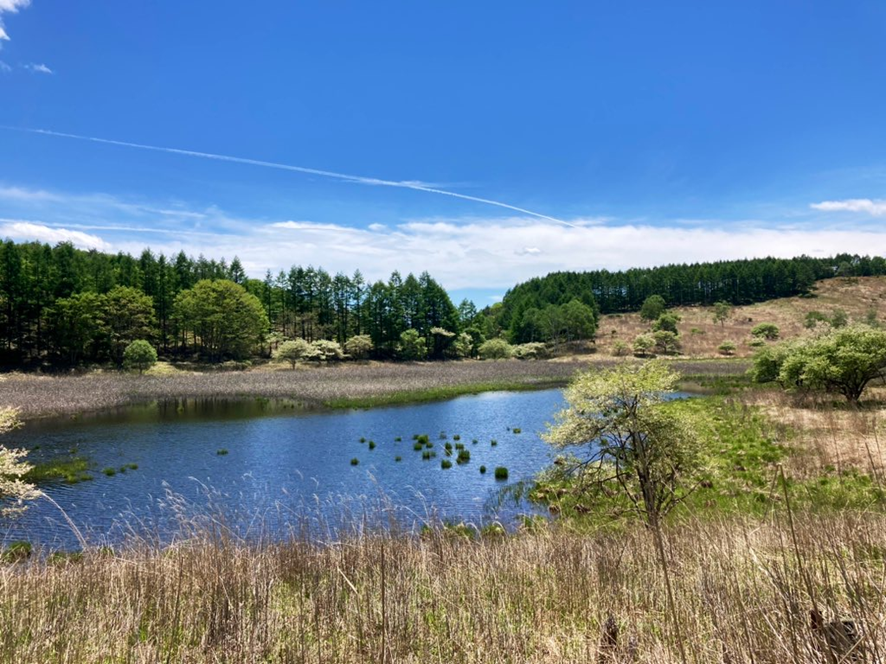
[4,389,573,549]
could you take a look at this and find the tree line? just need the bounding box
[0,240,492,367]
[498,254,886,343]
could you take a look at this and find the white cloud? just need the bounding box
[811,199,886,216]
[0,184,59,201]
[271,221,360,233]
[0,0,31,11]
[100,217,886,291]
[0,219,111,250]
[4,183,886,292]
[0,0,31,42]
[23,62,51,74]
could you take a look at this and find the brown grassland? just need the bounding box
[596,275,886,357]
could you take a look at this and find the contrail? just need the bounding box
[3,127,577,228]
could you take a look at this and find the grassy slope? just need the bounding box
[595,275,886,358]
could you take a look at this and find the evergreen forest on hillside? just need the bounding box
[500,253,886,342]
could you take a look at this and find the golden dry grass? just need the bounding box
[596,276,886,358]
[746,387,886,481]
[0,510,883,663]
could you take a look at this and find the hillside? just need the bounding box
[594,275,886,358]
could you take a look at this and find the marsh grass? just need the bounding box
[23,455,92,484]
[1,360,589,422]
[0,512,883,662]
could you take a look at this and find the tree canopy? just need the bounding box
[753,325,886,403]
[543,361,701,527]
[174,280,269,361]
[0,240,466,366]
[498,254,885,329]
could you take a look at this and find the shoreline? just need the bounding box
[0,357,751,423]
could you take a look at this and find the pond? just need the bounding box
[3,389,574,549]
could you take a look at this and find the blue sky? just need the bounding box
[1,1,886,305]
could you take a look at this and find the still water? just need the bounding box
[3,389,571,549]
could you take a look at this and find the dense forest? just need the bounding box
[0,240,491,367]
[2,239,883,368]
[499,254,886,342]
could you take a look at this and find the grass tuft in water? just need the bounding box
[24,456,92,485]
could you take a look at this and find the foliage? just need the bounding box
[653,330,681,355]
[750,342,794,385]
[498,254,871,332]
[611,339,630,356]
[122,340,157,374]
[750,322,780,340]
[717,340,737,356]
[452,332,473,359]
[633,333,655,357]
[830,308,848,328]
[0,408,40,517]
[507,299,597,345]
[652,312,681,334]
[512,342,548,360]
[640,294,667,321]
[103,286,156,364]
[429,327,456,360]
[543,362,702,526]
[804,310,830,329]
[478,338,513,360]
[711,301,731,327]
[276,339,311,368]
[174,280,269,361]
[777,325,886,403]
[0,240,464,367]
[344,334,373,360]
[398,329,427,361]
[306,339,344,362]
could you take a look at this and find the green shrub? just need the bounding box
[717,340,737,356]
[122,340,157,374]
[751,322,780,340]
[478,338,513,360]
